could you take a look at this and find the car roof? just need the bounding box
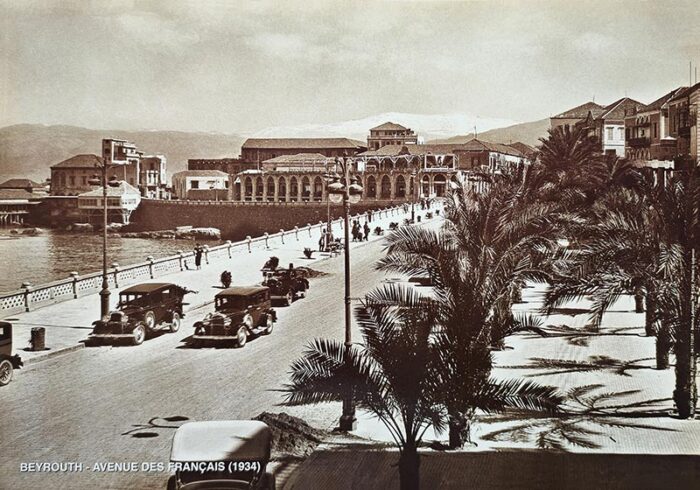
[121,283,178,294]
[216,286,268,298]
[171,421,271,462]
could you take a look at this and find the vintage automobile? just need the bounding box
[192,286,275,347]
[261,264,309,306]
[0,322,23,386]
[88,282,193,346]
[168,420,275,490]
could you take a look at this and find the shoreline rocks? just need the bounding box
[120,227,221,240]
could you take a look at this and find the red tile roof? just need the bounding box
[369,122,410,131]
[358,139,525,158]
[0,178,45,189]
[242,138,366,150]
[51,154,102,169]
[599,97,645,121]
[552,102,605,119]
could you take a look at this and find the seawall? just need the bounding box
[126,200,406,241]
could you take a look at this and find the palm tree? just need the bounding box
[282,284,443,490]
[377,179,563,447]
[544,165,700,417]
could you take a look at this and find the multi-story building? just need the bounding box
[240,138,367,165]
[624,88,686,162]
[367,122,418,151]
[139,155,169,199]
[552,98,645,157]
[50,154,139,196]
[171,170,230,201]
[667,82,700,162]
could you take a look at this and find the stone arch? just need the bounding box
[278,176,287,201]
[421,175,430,197]
[290,177,299,202]
[313,176,324,201]
[366,175,377,199]
[433,174,447,197]
[244,176,253,200]
[255,176,264,200]
[395,175,406,198]
[266,176,275,201]
[380,175,391,199]
[301,176,311,201]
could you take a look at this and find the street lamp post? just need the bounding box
[328,154,363,431]
[89,160,118,319]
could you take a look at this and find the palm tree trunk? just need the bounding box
[398,442,420,490]
[644,293,656,337]
[447,413,466,449]
[673,250,697,419]
[655,322,671,370]
[634,290,645,313]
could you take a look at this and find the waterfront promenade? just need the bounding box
[3,205,425,365]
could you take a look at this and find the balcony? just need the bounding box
[627,137,650,148]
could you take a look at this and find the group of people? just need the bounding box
[352,220,371,242]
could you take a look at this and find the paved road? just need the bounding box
[0,229,421,490]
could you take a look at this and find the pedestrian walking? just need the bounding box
[363,221,370,241]
[319,229,326,251]
[194,244,203,270]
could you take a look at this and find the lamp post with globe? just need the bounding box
[327,154,363,431]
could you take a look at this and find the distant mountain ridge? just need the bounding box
[428,118,550,148]
[0,124,245,183]
[248,112,518,141]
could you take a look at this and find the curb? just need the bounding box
[22,298,217,366]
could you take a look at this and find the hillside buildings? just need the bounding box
[550,98,645,157]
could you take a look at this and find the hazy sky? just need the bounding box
[1,0,699,133]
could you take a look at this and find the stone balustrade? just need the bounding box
[0,204,416,316]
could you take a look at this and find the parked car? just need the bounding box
[88,283,193,346]
[0,322,23,386]
[261,264,309,306]
[168,420,275,490]
[192,286,275,347]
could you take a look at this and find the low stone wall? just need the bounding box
[126,200,406,241]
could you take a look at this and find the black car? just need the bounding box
[88,283,193,346]
[0,322,23,386]
[192,286,276,348]
[261,264,309,306]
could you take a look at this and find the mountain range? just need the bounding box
[0,114,551,183]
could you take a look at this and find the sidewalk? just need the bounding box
[281,285,700,488]
[6,204,441,364]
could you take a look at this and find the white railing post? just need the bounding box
[203,245,210,265]
[112,262,120,288]
[226,240,232,258]
[264,232,269,249]
[22,282,32,312]
[247,236,252,253]
[147,256,155,279]
[177,250,184,271]
[280,229,285,244]
[70,272,79,299]
[307,224,312,237]
[294,226,299,240]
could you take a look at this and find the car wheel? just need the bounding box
[170,312,181,333]
[132,324,146,346]
[144,311,156,330]
[263,316,274,335]
[167,475,177,490]
[285,291,293,306]
[236,326,247,348]
[0,359,13,386]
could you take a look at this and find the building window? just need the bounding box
[191,180,200,189]
[606,128,613,140]
[69,176,75,185]
[653,123,658,138]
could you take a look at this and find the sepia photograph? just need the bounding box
[1,0,699,488]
